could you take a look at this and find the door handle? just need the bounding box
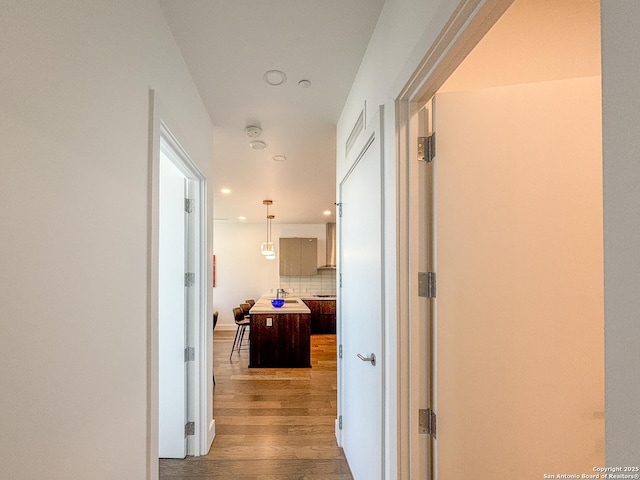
[357,353,376,366]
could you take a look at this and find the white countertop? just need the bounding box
[249,295,311,314]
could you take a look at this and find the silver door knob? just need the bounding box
[357,353,376,366]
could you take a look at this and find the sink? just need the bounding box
[283,299,299,303]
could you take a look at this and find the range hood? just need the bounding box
[319,222,336,269]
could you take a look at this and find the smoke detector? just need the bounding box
[245,125,262,138]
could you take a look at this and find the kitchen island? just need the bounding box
[248,296,311,368]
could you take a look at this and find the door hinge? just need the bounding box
[336,202,343,217]
[418,134,436,162]
[185,421,195,437]
[338,344,343,359]
[184,272,195,287]
[185,198,194,213]
[339,273,343,288]
[339,415,343,429]
[419,408,437,438]
[185,346,195,362]
[418,271,436,298]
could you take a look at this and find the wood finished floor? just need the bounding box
[159,330,353,480]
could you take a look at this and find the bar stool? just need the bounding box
[240,302,251,316]
[230,306,250,359]
[238,303,252,349]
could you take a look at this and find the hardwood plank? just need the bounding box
[205,445,346,460]
[215,415,335,426]
[161,458,352,477]
[213,407,336,417]
[212,400,283,409]
[211,433,339,447]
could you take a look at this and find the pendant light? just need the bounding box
[265,215,276,260]
[260,200,276,257]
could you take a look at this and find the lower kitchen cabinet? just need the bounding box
[302,299,336,334]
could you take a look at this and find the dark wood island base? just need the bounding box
[249,312,311,368]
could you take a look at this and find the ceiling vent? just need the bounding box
[345,110,364,156]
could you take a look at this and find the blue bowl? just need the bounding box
[271,298,285,308]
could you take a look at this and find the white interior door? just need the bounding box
[158,150,188,459]
[339,107,384,479]
[432,78,604,475]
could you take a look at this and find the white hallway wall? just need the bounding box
[338,0,640,471]
[213,222,327,329]
[0,1,213,479]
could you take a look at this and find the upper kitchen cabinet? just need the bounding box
[280,238,317,276]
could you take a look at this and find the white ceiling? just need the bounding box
[159,0,385,224]
[160,0,600,225]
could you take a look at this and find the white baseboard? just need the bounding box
[206,419,215,454]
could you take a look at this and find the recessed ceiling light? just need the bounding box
[238,216,247,221]
[298,79,312,88]
[272,155,286,162]
[220,188,232,194]
[249,140,267,150]
[323,210,332,216]
[263,70,287,86]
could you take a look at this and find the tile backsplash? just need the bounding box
[280,269,336,295]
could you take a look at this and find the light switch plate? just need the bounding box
[266,318,273,327]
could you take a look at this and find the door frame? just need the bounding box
[148,90,209,479]
[394,1,513,478]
